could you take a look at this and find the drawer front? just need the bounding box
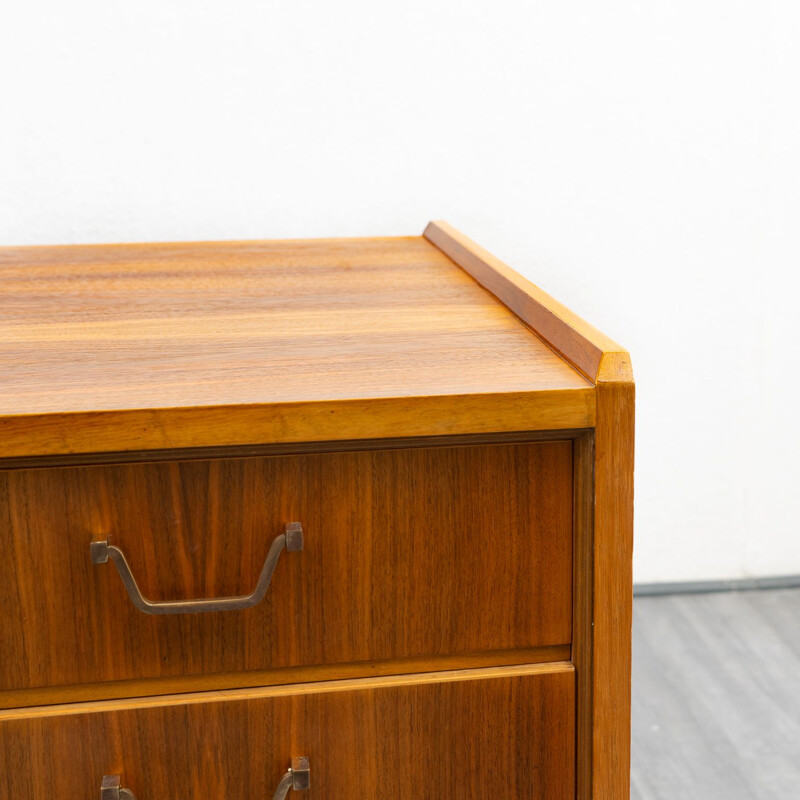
[0,665,575,799]
[0,441,573,694]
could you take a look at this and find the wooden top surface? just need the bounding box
[1,236,588,413]
[0,229,603,458]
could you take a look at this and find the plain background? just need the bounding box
[1,1,798,586]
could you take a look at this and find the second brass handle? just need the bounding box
[91,522,303,615]
[100,775,137,800]
[273,756,311,800]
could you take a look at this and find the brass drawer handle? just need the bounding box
[99,759,308,800]
[100,775,137,800]
[90,522,304,615]
[273,757,311,800]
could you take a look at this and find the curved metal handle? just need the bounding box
[273,757,311,800]
[101,759,307,800]
[101,775,137,800]
[91,522,303,615]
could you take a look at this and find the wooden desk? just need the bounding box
[0,222,634,799]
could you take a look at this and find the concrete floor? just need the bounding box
[631,587,800,798]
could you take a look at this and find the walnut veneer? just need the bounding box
[0,222,634,799]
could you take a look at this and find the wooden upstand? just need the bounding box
[0,222,634,799]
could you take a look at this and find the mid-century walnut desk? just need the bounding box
[0,222,634,799]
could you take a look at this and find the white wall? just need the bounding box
[2,1,799,584]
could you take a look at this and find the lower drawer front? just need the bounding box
[0,664,575,799]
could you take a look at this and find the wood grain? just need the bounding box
[591,356,635,799]
[0,661,573,719]
[424,221,631,383]
[1,224,634,799]
[0,440,574,697]
[424,222,636,798]
[0,664,575,800]
[0,428,585,470]
[0,235,592,458]
[0,391,595,459]
[572,431,595,800]
[0,645,570,710]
